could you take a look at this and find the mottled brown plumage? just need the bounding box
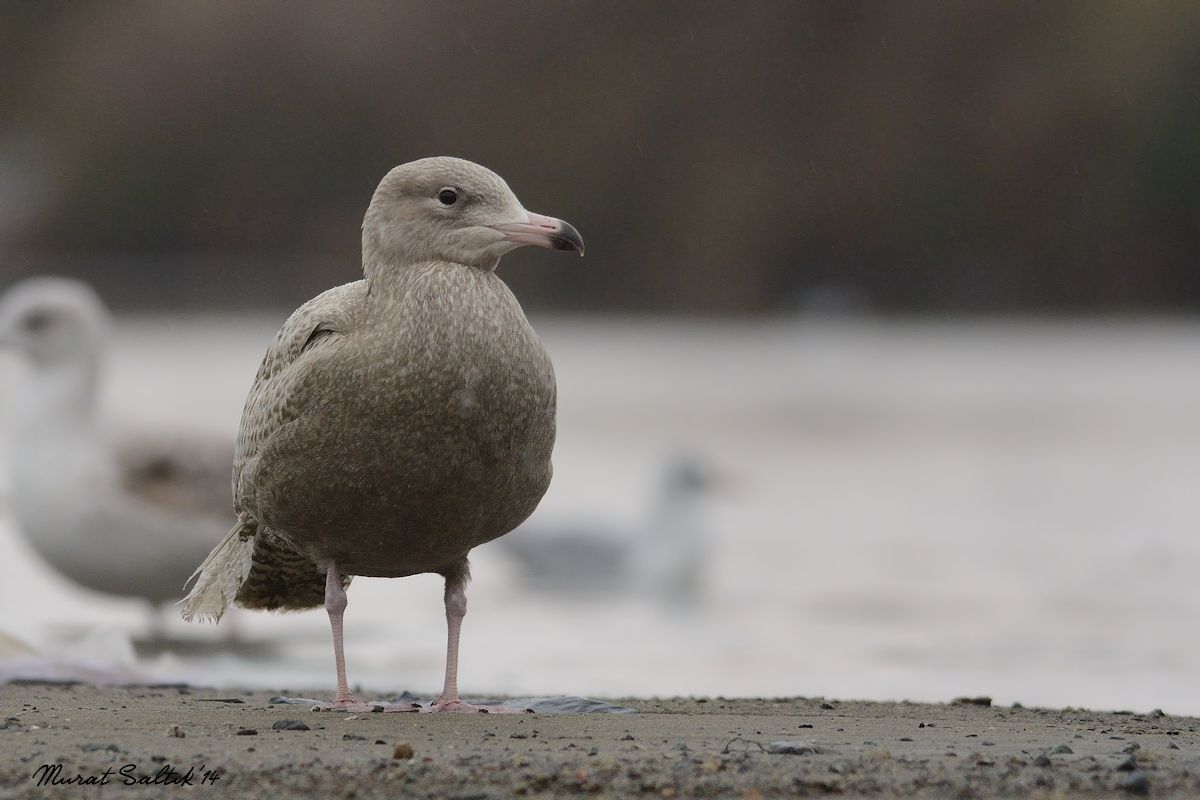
[183,157,583,712]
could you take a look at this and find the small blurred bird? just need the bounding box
[497,455,717,608]
[0,277,232,635]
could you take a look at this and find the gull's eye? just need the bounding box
[22,310,53,333]
[437,187,459,206]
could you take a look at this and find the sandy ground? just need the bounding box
[1,685,1197,798]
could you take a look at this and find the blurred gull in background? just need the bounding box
[0,277,232,639]
[497,455,716,608]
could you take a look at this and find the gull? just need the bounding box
[498,455,715,607]
[183,157,584,713]
[0,277,231,631]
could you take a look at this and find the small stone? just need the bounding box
[1118,771,1150,795]
[1049,745,1073,755]
[236,728,258,736]
[819,702,835,710]
[510,732,528,739]
[375,739,387,745]
[952,696,993,707]
[1034,754,1051,767]
[272,720,311,731]
[767,740,816,755]
[342,733,366,741]
[620,734,635,741]
[899,737,913,742]
[166,725,186,739]
[798,723,813,729]
[1148,709,1165,718]
[1167,742,1180,750]
[1115,755,1137,772]
[392,742,414,760]
[1120,743,1140,754]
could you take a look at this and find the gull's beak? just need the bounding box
[490,211,585,256]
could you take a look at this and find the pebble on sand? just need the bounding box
[271,719,311,731]
[1118,771,1150,796]
[1115,755,1139,772]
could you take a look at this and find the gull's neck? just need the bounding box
[362,255,428,302]
[8,358,101,437]
[361,232,500,288]
[647,475,701,538]
[362,257,496,312]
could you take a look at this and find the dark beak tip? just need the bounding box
[554,221,585,256]
[553,239,585,256]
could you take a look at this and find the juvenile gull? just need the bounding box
[183,157,584,713]
[0,278,232,620]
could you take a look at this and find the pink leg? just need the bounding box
[432,581,469,709]
[422,575,529,714]
[311,564,389,712]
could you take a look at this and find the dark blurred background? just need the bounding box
[1,1,1198,314]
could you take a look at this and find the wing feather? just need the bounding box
[182,280,365,620]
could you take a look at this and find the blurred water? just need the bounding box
[1,316,1198,713]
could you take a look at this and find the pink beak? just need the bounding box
[489,212,585,256]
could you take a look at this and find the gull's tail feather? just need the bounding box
[180,519,256,623]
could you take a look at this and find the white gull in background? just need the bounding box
[0,277,232,634]
[496,455,715,607]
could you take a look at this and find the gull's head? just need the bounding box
[664,455,716,496]
[0,277,110,370]
[362,156,584,272]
